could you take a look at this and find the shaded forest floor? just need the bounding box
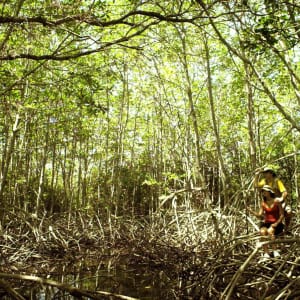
[1,207,300,299]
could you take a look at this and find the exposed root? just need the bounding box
[0,207,299,299]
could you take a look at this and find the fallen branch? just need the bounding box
[0,273,139,300]
[159,187,203,207]
[0,278,26,300]
[221,237,300,300]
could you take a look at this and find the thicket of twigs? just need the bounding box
[1,201,300,300]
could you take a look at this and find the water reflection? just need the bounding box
[8,257,174,300]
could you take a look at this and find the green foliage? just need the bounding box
[240,1,300,53]
[0,0,299,215]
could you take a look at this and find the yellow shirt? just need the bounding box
[258,178,286,197]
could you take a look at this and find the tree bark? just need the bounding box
[204,36,228,207]
[0,113,20,223]
[176,25,206,189]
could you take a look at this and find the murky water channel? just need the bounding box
[7,256,176,300]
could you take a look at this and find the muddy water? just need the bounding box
[15,257,175,300]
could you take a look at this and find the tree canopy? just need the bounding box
[1,1,300,299]
[0,0,299,216]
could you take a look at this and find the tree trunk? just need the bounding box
[176,25,206,189]
[243,53,257,171]
[0,113,20,223]
[36,124,49,215]
[204,36,229,207]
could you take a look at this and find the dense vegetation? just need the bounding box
[0,0,300,299]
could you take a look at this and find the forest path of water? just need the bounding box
[1,210,300,299]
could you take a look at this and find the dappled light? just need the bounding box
[0,0,299,299]
[1,206,300,299]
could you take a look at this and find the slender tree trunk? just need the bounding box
[176,25,206,189]
[81,141,89,208]
[242,53,257,171]
[60,143,69,212]
[204,36,228,207]
[111,60,130,215]
[0,113,20,223]
[68,139,76,214]
[49,140,57,214]
[36,124,49,215]
[77,137,83,209]
[241,50,260,206]
[292,125,299,209]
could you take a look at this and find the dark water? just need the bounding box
[10,258,175,300]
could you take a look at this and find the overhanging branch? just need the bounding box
[0,21,156,61]
[0,10,203,27]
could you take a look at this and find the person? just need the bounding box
[247,185,284,259]
[254,166,292,233]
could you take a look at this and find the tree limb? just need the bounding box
[0,10,203,27]
[0,21,156,61]
[0,273,139,300]
[195,0,300,132]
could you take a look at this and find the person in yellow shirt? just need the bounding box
[254,166,292,233]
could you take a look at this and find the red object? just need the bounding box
[263,202,280,223]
